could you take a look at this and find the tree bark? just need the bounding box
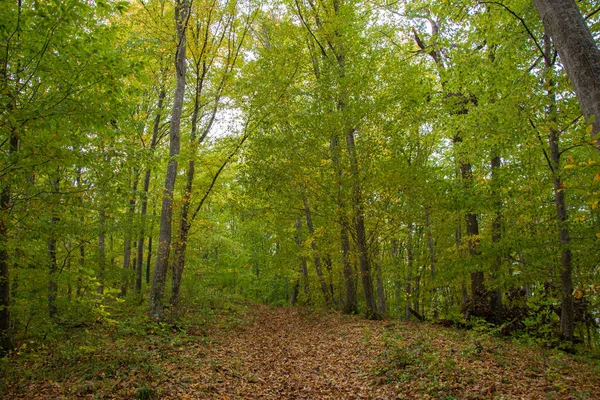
[149,0,189,321]
[292,217,309,305]
[543,34,575,341]
[532,0,600,151]
[405,230,413,321]
[424,205,438,319]
[121,169,139,297]
[47,174,60,318]
[303,198,332,306]
[136,89,166,294]
[490,155,504,323]
[346,128,378,318]
[374,243,386,317]
[97,195,107,296]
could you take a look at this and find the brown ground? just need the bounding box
[3,304,600,399]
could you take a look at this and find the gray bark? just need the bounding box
[303,198,332,306]
[136,89,165,294]
[374,244,386,317]
[292,217,309,304]
[532,0,600,151]
[149,0,189,321]
[121,169,139,297]
[543,35,575,340]
[97,196,107,296]
[490,155,503,323]
[47,174,60,318]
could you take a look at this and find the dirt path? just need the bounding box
[194,305,396,399]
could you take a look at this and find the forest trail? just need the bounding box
[172,305,600,399]
[198,305,396,399]
[4,304,600,399]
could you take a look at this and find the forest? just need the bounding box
[1,0,600,398]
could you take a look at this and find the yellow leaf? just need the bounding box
[564,164,575,169]
[594,173,600,182]
[586,124,593,135]
[567,155,574,163]
[596,232,600,238]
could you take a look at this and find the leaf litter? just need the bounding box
[2,304,599,399]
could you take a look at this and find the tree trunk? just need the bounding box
[329,132,357,314]
[424,205,438,319]
[490,155,504,323]
[346,128,378,318]
[136,89,166,294]
[121,169,139,297]
[97,197,107,296]
[47,174,60,318]
[543,34,575,341]
[374,243,386,317]
[0,131,17,355]
[405,231,413,321]
[532,0,600,151]
[303,198,332,306]
[293,217,309,304]
[149,0,189,322]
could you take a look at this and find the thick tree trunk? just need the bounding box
[532,0,600,151]
[136,89,165,294]
[149,0,189,321]
[303,198,332,306]
[543,35,575,340]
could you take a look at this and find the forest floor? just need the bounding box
[1,301,600,399]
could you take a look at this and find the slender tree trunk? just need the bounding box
[303,198,332,305]
[405,231,413,321]
[76,168,84,299]
[292,217,309,304]
[121,169,139,297]
[425,205,438,319]
[0,134,17,356]
[532,0,600,151]
[77,243,84,298]
[490,155,504,323]
[346,128,378,318]
[149,0,189,321]
[328,129,357,314]
[543,34,575,341]
[454,135,485,313]
[136,89,165,294]
[97,197,107,296]
[47,174,60,318]
[374,243,386,317]
[146,204,156,285]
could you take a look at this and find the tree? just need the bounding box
[149,0,190,321]
[532,0,600,151]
